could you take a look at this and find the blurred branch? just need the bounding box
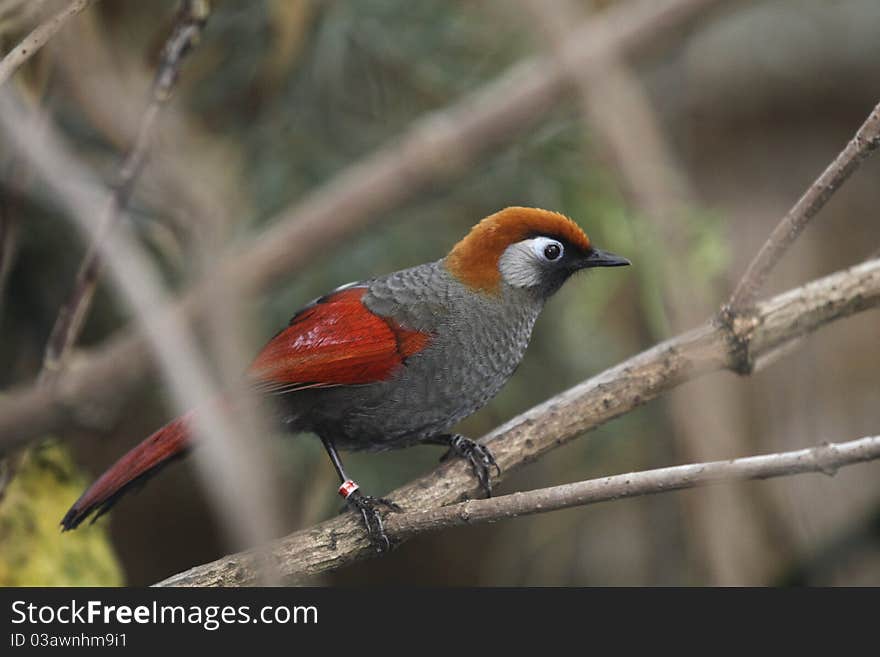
[0,192,16,319]
[227,0,730,292]
[0,0,729,454]
[0,46,56,503]
[41,0,210,384]
[0,0,97,87]
[0,87,281,575]
[51,6,246,240]
[0,196,20,500]
[724,99,880,314]
[156,259,880,585]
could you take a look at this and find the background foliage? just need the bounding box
[1,0,879,585]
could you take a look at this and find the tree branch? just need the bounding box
[156,258,880,586]
[0,0,98,87]
[375,435,880,538]
[724,99,880,313]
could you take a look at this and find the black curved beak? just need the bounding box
[579,247,631,269]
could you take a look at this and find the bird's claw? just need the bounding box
[441,434,501,497]
[344,489,400,553]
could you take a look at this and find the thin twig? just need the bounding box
[725,100,880,313]
[378,435,880,538]
[0,0,97,87]
[154,259,880,585]
[40,0,210,384]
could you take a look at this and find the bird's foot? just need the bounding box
[439,434,501,497]
[339,483,400,553]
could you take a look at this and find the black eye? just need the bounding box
[543,243,561,261]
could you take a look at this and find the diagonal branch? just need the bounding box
[724,99,880,313]
[156,258,880,586]
[225,0,729,294]
[0,0,98,87]
[40,0,210,383]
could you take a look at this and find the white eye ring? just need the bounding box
[532,237,564,262]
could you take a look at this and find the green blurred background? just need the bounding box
[1,0,879,586]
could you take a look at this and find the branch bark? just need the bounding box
[0,0,98,87]
[372,435,880,538]
[156,258,880,586]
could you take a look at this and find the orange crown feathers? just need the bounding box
[445,207,591,293]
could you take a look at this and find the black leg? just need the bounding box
[319,437,400,553]
[428,434,500,497]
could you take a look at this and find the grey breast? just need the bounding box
[316,259,544,450]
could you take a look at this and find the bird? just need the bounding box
[61,207,630,549]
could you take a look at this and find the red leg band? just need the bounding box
[338,479,359,498]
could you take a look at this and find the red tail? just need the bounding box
[61,411,194,531]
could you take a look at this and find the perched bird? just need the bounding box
[61,207,629,548]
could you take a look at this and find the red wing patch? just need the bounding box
[248,287,431,393]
